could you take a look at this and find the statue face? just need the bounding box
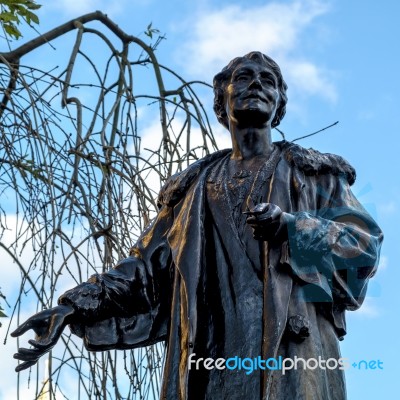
[225,60,280,127]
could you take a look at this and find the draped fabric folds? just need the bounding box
[59,141,383,400]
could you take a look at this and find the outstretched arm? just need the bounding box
[12,205,173,371]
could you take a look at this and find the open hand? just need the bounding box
[11,304,75,372]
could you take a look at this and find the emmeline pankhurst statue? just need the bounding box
[12,52,383,399]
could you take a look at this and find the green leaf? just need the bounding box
[26,1,42,10]
[26,10,38,24]
[0,0,41,39]
[4,23,22,39]
[144,22,160,40]
[14,6,28,16]
[0,12,19,23]
[0,305,7,318]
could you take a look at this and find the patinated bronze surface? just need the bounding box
[12,52,383,400]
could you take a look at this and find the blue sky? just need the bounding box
[1,0,399,399]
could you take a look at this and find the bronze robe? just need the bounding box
[59,141,383,400]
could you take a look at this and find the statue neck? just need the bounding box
[230,125,273,160]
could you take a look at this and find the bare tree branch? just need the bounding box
[0,11,218,399]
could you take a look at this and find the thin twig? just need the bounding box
[291,121,339,143]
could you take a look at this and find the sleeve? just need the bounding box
[284,173,383,313]
[58,205,173,350]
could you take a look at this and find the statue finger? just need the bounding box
[246,214,271,226]
[245,215,258,224]
[10,319,35,337]
[13,347,43,362]
[15,360,38,372]
[28,338,54,350]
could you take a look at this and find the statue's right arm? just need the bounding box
[12,205,174,371]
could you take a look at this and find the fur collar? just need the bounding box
[276,141,356,185]
[158,141,355,207]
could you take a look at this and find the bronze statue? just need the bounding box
[12,52,383,399]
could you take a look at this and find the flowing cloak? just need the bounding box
[59,141,383,400]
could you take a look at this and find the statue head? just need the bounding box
[213,51,288,129]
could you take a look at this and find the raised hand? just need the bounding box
[11,304,75,372]
[244,203,293,241]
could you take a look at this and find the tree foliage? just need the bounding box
[0,11,217,399]
[0,0,41,39]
